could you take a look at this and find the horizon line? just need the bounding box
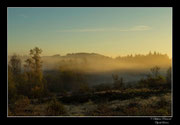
[8,51,172,59]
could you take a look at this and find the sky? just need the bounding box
[8,7,172,58]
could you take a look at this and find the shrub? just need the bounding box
[46,98,67,116]
[8,82,17,104]
[128,102,139,108]
[93,84,111,92]
[155,96,169,108]
[13,95,30,116]
[155,108,169,116]
[87,103,114,116]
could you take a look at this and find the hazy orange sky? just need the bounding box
[8,7,172,58]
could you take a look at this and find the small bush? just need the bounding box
[155,108,169,116]
[13,95,30,116]
[128,102,139,108]
[46,98,67,116]
[87,103,114,116]
[155,96,169,108]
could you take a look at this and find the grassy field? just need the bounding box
[8,88,171,116]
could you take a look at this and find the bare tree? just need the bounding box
[23,47,44,98]
[9,54,21,76]
[112,74,124,89]
[24,47,43,81]
[150,66,160,78]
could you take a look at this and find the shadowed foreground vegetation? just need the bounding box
[8,47,172,116]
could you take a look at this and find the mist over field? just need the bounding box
[8,52,171,86]
[42,52,171,72]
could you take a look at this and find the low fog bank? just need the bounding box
[8,52,171,85]
[8,53,171,72]
[8,52,171,71]
[40,52,171,85]
[41,52,171,72]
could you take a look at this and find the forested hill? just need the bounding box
[8,52,171,72]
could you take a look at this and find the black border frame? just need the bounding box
[1,0,178,124]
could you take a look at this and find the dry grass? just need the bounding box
[8,92,171,116]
